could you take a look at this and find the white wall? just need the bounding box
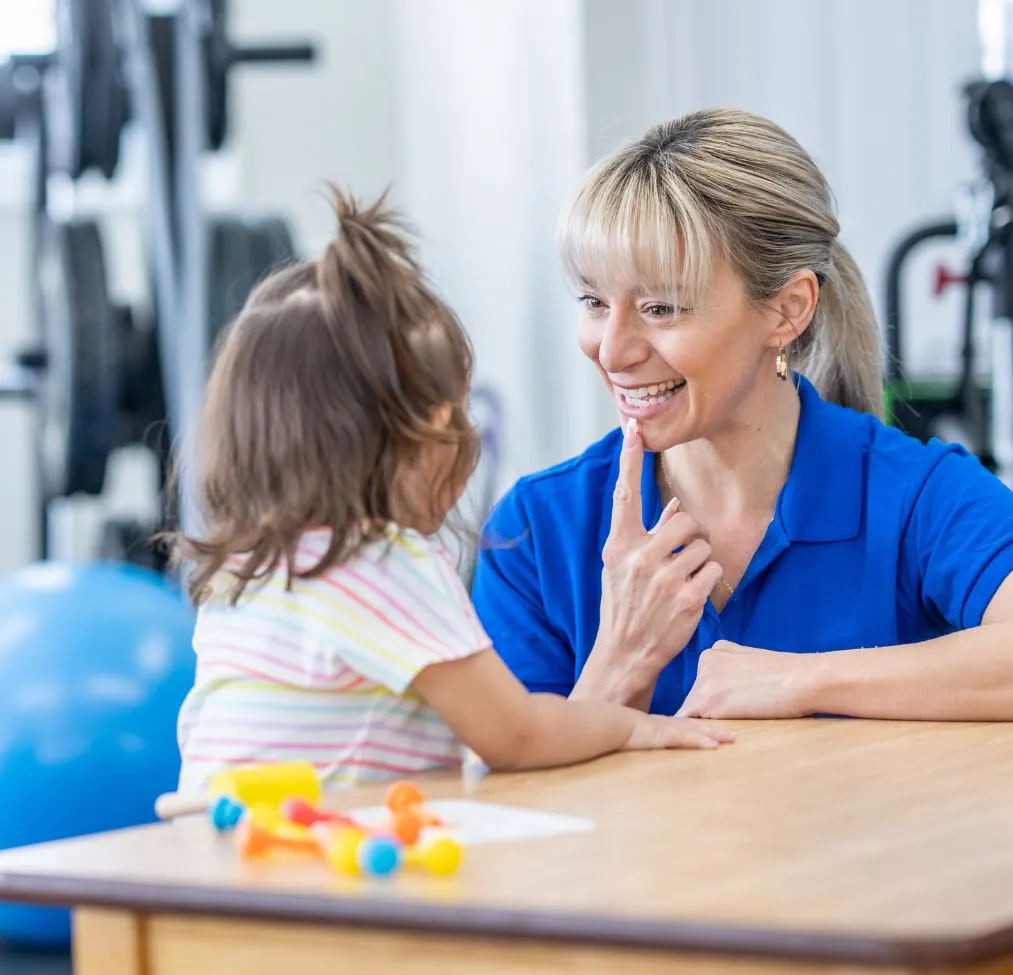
[394,0,614,491]
[229,0,401,257]
[0,160,38,573]
[642,0,985,380]
[0,0,994,571]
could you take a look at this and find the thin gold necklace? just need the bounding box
[658,455,735,598]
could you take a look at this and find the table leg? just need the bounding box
[72,908,146,975]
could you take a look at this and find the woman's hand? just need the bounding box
[571,419,724,709]
[676,641,816,719]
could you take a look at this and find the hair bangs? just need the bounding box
[558,153,716,308]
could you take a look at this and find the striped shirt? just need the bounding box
[177,527,492,793]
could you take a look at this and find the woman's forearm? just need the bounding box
[804,621,1013,720]
[569,637,659,711]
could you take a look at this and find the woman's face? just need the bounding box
[577,257,781,452]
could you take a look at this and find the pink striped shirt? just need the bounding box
[177,528,492,793]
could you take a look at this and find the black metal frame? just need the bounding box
[0,1,316,562]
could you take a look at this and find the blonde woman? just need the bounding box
[472,108,1013,721]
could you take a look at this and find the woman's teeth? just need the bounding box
[620,380,684,407]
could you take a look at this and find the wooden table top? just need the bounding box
[3,719,1013,968]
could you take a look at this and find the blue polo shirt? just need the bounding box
[471,375,1013,714]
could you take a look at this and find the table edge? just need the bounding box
[0,871,1007,968]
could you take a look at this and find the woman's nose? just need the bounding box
[598,306,646,374]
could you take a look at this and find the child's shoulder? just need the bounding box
[363,526,462,579]
[204,527,463,603]
[306,525,464,593]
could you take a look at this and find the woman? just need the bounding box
[470,108,1013,721]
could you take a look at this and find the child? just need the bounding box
[171,187,733,794]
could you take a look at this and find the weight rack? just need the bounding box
[883,0,1013,486]
[0,0,316,563]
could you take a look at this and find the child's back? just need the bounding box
[172,188,732,796]
[179,528,488,793]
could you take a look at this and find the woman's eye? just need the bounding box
[577,293,605,311]
[644,303,693,321]
[643,303,676,318]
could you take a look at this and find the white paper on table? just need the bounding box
[347,800,595,846]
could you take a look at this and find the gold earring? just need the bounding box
[775,347,788,381]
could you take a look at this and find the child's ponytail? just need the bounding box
[168,185,479,605]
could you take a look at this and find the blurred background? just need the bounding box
[1,0,1011,967]
[0,0,1001,574]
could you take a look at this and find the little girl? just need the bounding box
[172,187,733,794]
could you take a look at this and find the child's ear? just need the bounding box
[430,403,454,429]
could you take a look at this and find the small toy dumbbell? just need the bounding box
[323,828,462,878]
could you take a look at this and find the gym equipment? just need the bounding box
[45,0,130,179]
[0,215,140,559]
[0,561,195,947]
[96,516,167,573]
[0,0,315,182]
[883,217,996,467]
[204,0,316,153]
[0,1,315,563]
[883,1,1013,482]
[0,0,128,180]
[145,0,314,169]
[0,2,501,568]
[28,215,294,498]
[33,219,121,499]
[121,0,315,539]
[206,214,298,349]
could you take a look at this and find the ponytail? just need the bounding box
[322,186,422,320]
[798,241,885,419]
[168,184,479,606]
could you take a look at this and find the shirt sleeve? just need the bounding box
[471,485,576,695]
[316,533,492,693]
[899,447,1013,630]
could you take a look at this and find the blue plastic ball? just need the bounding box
[0,561,195,947]
[357,835,403,877]
[209,795,245,831]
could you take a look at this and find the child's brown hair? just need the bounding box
[171,187,479,604]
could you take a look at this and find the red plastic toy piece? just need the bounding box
[279,797,358,829]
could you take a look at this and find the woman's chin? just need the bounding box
[618,406,692,452]
[640,426,689,454]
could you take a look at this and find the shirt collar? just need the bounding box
[779,374,867,542]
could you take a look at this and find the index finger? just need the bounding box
[610,418,644,537]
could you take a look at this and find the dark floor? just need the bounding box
[0,945,71,974]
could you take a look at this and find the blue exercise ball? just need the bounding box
[0,561,195,948]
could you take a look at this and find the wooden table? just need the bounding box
[3,719,1013,974]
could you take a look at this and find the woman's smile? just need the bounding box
[614,378,686,419]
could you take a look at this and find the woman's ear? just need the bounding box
[768,269,819,350]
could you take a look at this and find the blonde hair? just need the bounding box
[558,108,884,417]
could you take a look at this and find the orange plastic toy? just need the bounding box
[231,777,462,878]
[235,809,320,858]
[384,780,443,827]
